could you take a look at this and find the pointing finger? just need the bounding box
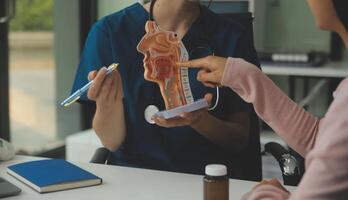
[177,57,211,70]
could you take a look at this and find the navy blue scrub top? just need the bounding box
[72,3,260,179]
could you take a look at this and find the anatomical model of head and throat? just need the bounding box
[137,21,194,110]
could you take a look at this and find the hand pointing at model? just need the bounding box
[177,55,228,88]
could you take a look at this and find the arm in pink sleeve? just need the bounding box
[289,79,348,199]
[221,57,320,157]
[243,103,348,200]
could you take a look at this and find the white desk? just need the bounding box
[262,61,348,78]
[0,156,296,200]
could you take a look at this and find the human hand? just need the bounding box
[153,93,213,128]
[254,178,289,193]
[177,56,227,88]
[87,67,123,112]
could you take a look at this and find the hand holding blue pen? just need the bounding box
[61,63,119,107]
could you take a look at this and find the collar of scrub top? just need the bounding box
[149,0,213,21]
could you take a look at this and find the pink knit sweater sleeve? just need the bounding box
[222,58,348,199]
[241,77,348,200]
[290,78,348,199]
[221,58,320,157]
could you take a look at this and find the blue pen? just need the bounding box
[61,63,119,107]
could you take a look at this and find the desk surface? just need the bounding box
[262,61,348,78]
[1,156,296,200]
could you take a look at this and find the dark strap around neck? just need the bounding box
[149,0,157,21]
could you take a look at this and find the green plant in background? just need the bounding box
[10,0,53,31]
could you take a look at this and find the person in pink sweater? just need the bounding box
[178,0,348,199]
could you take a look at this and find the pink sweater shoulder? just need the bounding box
[221,58,320,157]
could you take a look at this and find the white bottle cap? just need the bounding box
[205,164,227,176]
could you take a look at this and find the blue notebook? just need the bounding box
[7,159,102,193]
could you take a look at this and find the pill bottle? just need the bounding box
[203,164,229,200]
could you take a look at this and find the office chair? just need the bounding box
[263,142,304,186]
[90,147,112,164]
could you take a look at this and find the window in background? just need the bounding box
[98,0,137,18]
[259,0,331,53]
[9,0,62,154]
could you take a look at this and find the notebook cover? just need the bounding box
[7,159,102,188]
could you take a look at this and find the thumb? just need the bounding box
[204,93,213,107]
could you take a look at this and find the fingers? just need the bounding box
[107,71,118,100]
[202,82,217,88]
[87,67,107,100]
[87,67,124,105]
[253,180,269,190]
[180,109,206,125]
[254,179,286,191]
[197,71,218,87]
[115,70,124,100]
[108,70,123,101]
[154,116,190,128]
[154,113,195,128]
[197,70,217,84]
[88,71,97,81]
[268,179,282,187]
[99,73,115,102]
[154,108,206,128]
[204,93,213,107]
[266,179,289,193]
[177,56,212,70]
[178,56,224,87]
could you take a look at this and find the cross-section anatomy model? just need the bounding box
[137,21,194,110]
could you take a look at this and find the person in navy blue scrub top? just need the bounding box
[72,0,261,180]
